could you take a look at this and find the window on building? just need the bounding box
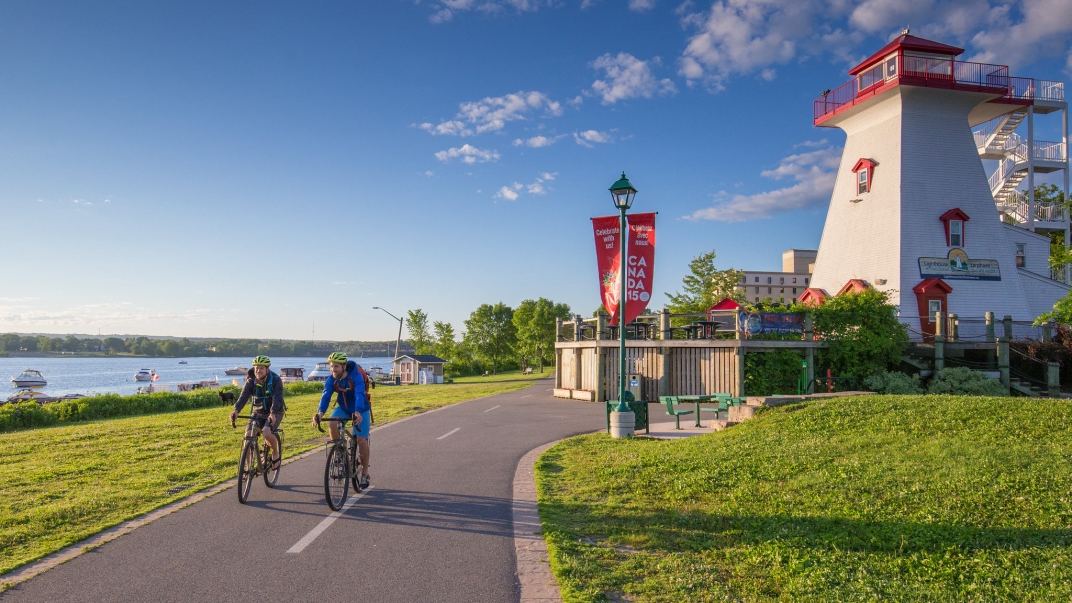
[805,278,809,285]
[793,288,797,294]
[949,220,963,247]
[767,287,771,294]
[767,277,772,284]
[852,159,876,194]
[885,55,898,80]
[754,276,759,283]
[792,277,797,283]
[754,287,759,293]
[928,299,942,318]
[858,169,868,195]
[779,277,784,284]
[1016,243,1026,268]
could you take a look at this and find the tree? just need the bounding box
[162,340,182,357]
[665,250,745,320]
[804,288,909,378]
[406,309,432,355]
[432,321,457,363]
[464,303,516,374]
[514,298,571,372]
[103,337,127,353]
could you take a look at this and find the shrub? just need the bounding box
[284,381,325,395]
[805,288,909,379]
[927,367,1008,396]
[864,369,923,394]
[744,349,803,396]
[0,389,233,433]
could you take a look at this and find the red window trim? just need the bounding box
[939,208,970,246]
[851,158,877,193]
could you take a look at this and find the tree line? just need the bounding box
[0,333,413,358]
[403,297,572,376]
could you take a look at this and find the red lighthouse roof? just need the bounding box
[849,34,965,76]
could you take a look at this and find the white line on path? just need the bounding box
[437,427,461,439]
[286,486,374,554]
[521,395,533,399]
[483,405,501,412]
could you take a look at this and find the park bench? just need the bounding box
[660,396,694,430]
[523,367,533,375]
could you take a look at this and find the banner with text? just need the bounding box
[624,212,656,325]
[592,215,622,324]
[591,213,656,326]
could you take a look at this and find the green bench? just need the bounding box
[660,396,693,430]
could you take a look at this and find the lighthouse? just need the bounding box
[808,32,1069,336]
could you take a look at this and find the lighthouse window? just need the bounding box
[857,169,869,194]
[1016,243,1026,268]
[928,299,942,317]
[885,56,898,80]
[949,220,963,247]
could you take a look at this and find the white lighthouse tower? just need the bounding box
[808,32,1069,337]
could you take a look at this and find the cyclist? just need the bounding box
[312,352,371,489]
[229,355,284,471]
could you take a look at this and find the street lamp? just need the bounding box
[609,172,637,423]
[372,307,404,372]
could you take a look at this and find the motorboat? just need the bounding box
[178,360,188,364]
[11,369,47,388]
[6,389,51,404]
[279,367,304,383]
[134,369,156,382]
[366,366,387,380]
[224,367,248,376]
[307,362,332,382]
[59,393,85,400]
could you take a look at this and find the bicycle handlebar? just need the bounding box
[314,416,353,433]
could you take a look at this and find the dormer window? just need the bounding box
[939,208,970,247]
[949,220,963,247]
[852,159,877,194]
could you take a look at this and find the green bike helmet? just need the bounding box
[327,352,348,364]
[252,355,271,367]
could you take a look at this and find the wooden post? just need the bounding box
[736,344,746,397]
[597,312,607,341]
[573,314,583,342]
[934,334,945,372]
[804,314,814,395]
[1047,361,1060,396]
[985,312,995,343]
[556,317,563,342]
[950,313,959,342]
[997,337,1011,392]
[596,346,606,402]
[1003,315,1013,340]
[659,347,670,398]
[554,349,562,389]
[660,308,670,340]
[1042,323,1052,342]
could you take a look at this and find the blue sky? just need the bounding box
[1,0,1070,340]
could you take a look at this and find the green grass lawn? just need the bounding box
[451,367,553,384]
[0,378,536,577]
[536,395,1072,602]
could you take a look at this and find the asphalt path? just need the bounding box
[3,379,604,603]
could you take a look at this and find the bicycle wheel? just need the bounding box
[349,436,361,492]
[264,429,283,488]
[324,441,349,511]
[237,439,257,504]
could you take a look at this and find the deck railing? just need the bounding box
[815,58,1062,123]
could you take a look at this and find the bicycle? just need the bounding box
[315,416,363,511]
[232,414,285,504]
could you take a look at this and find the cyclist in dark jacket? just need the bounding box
[230,355,284,470]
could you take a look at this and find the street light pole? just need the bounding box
[608,173,638,437]
[372,306,404,368]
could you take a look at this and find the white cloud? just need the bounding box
[425,170,435,176]
[629,0,656,11]
[676,0,1072,89]
[493,172,557,200]
[574,130,614,147]
[422,91,562,136]
[591,53,677,104]
[434,144,500,164]
[512,135,564,148]
[686,144,841,222]
[495,186,520,201]
[427,0,548,22]
[567,95,584,107]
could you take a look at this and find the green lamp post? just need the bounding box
[609,172,637,420]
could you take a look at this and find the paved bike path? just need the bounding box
[2,380,604,603]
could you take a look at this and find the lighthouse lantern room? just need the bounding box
[808,31,1070,336]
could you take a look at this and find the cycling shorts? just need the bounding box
[250,412,277,433]
[329,406,371,439]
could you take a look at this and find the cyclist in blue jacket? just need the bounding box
[313,352,371,489]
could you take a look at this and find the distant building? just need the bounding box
[738,249,817,304]
[392,354,448,385]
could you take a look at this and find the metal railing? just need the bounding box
[1036,79,1066,102]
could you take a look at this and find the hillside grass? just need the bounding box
[0,379,535,577]
[535,395,1072,602]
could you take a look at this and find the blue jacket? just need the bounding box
[318,360,369,415]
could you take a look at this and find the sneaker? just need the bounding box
[359,474,370,489]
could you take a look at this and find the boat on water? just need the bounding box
[307,362,331,382]
[178,360,188,364]
[5,389,51,404]
[224,367,248,376]
[133,369,156,382]
[279,367,305,383]
[11,369,47,388]
[366,366,387,380]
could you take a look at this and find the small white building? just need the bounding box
[391,354,447,385]
[808,32,1069,338]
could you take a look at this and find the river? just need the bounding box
[2,356,396,397]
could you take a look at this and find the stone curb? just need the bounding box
[513,440,565,603]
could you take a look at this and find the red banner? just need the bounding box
[592,215,622,323]
[624,212,656,325]
[592,212,656,325]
